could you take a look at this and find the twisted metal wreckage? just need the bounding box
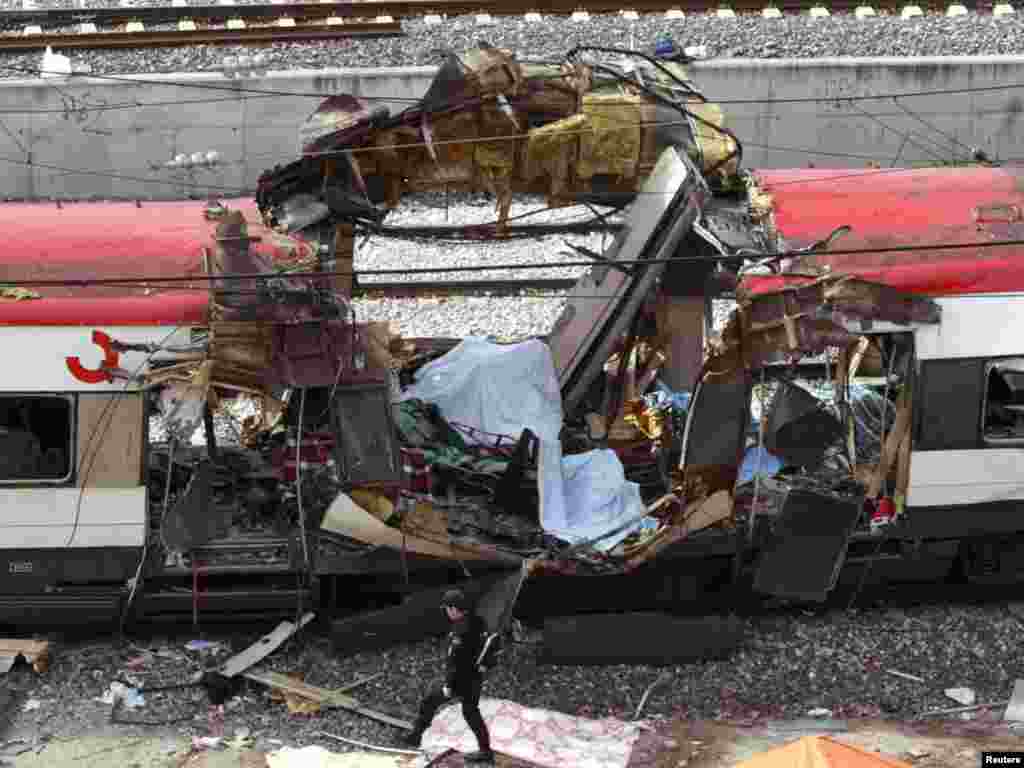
[5,43,1021,629]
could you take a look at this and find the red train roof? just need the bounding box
[742,165,1024,297]
[0,198,315,326]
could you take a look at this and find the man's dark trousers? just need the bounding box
[413,674,490,753]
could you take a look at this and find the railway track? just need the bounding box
[353,277,578,298]
[0,0,1008,35]
[0,20,401,50]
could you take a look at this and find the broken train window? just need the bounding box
[0,394,73,483]
[736,334,912,497]
[982,360,1024,443]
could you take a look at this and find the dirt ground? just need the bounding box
[4,717,1023,768]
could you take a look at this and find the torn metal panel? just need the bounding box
[715,275,940,373]
[679,368,750,500]
[329,382,399,486]
[752,485,863,603]
[764,383,843,470]
[550,147,708,416]
[272,320,356,389]
[733,275,941,332]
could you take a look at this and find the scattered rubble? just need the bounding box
[0,639,50,675]
[945,688,977,707]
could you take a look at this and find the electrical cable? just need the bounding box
[845,102,950,165]
[120,437,174,639]
[10,59,1024,107]
[891,97,978,160]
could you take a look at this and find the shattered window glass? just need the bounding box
[0,395,73,483]
[982,359,1024,443]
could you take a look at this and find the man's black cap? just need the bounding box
[441,588,468,611]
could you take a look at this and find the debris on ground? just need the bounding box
[887,671,925,684]
[96,682,145,709]
[187,641,226,655]
[219,614,316,678]
[944,688,976,707]
[0,640,50,675]
[245,669,413,730]
[1003,681,1024,722]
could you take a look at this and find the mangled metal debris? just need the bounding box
[258,46,739,236]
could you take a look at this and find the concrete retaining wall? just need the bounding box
[1,55,1022,200]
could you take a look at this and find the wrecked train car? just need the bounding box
[2,46,1023,630]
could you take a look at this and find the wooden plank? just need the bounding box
[76,393,144,488]
[218,613,315,678]
[244,668,414,730]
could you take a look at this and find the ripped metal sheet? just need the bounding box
[549,146,708,415]
[713,275,941,374]
[219,612,315,678]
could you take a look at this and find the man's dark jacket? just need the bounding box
[445,612,496,691]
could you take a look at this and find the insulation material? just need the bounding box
[577,93,644,180]
[159,361,213,443]
[400,338,563,446]
[421,698,641,768]
[687,100,739,181]
[538,444,645,552]
[734,736,912,768]
[524,114,586,197]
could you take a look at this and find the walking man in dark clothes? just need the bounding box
[403,588,496,763]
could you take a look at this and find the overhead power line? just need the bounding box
[5,62,1024,109]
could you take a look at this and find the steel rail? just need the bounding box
[0,21,401,49]
[0,0,998,30]
[353,277,578,297]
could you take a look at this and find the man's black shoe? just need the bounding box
[463,750,495,763]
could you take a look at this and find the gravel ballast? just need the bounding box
[8,598,1024,755]
[2,13,1024,78]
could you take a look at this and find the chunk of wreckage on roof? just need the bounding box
[256,44,739,235]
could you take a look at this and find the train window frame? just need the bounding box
[981,358,1024,446]
[0,393,76,486]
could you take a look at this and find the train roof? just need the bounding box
[0,198,316,326]
[741,165,1024,297]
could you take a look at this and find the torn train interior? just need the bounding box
[2,45,1022,629]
